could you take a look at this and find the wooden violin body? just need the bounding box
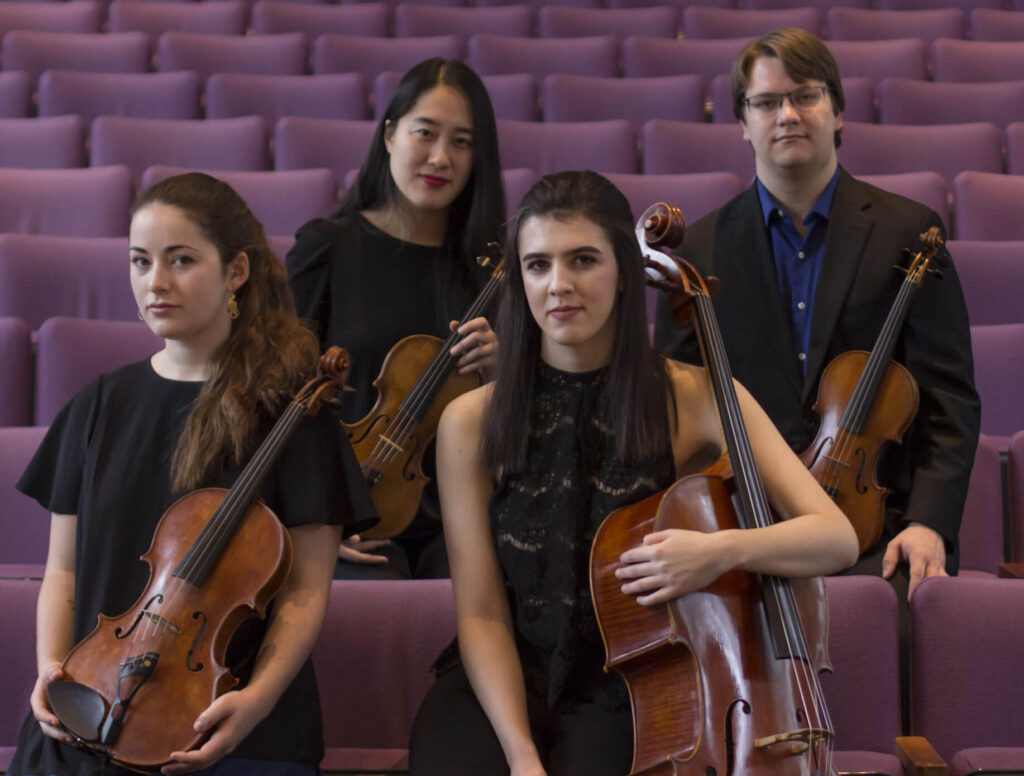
[51,490,291,772]
[344,334,480,540]
[800,352,919,554]
[592,474,832,775]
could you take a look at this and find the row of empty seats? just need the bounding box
[7,69,1024,129]
[0,573,1021,772]
[5,3,1024,43]
[5,30,1024,82]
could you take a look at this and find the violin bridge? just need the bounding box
[142,611,181,635]
[379,435,405,454]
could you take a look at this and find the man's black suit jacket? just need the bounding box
[653,169,980,571]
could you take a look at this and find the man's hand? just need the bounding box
[882,523,947,601]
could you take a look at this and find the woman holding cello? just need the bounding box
[287,57,505,580]
[409,171,857,775]
[10,173,373,776]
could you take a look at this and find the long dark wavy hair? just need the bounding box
[483,171,674,473]
[132,173,321,491]
[336,58,506,326]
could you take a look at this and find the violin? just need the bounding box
[590,205,837,775]
[345,243,505,540]
[45,347,351,773]
[800,227,944,554]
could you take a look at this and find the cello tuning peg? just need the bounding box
[326,397,343,408]
[891,264,909,275]
[927,268,945,279]
[342,385,356,393]
[900,248,914,260]
[476,255,491,268]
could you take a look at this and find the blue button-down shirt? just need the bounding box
[756,167,841,374]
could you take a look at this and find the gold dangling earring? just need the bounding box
[227,292,239,320]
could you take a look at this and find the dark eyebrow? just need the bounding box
[129,244,198,254]
[521,245,602,262]
[410,116,474,135]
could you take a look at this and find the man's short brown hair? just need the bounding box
[731,27,846,147]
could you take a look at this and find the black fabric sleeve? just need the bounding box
[286,218,338,349]
[16,378,101,515]
[898,209,981,552]
[268,404,377,537]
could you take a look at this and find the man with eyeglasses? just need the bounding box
[654,28,979,605]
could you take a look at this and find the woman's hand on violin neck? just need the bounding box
[449,317,498,381]
[162,687,274,774]
[616,529,736,606]
[338,534,391,565]
[31,662,74,745]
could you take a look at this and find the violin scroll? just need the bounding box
[298,346,352,417]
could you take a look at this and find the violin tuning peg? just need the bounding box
[476,255,491,268]
[326,397,343,408]
[892,264,908,275]
[900,248,914,260]
[928,268,944,279]
[342,385,356,393]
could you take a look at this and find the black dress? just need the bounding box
[410,362,677,775]
[9,359,375,776]
[286,212,488,579]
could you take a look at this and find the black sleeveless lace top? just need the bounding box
[491,361,676,709]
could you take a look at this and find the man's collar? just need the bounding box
[756,166,842,228]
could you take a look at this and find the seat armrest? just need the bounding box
[896,736,947,776]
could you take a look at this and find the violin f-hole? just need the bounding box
[115,594,164,639]
[185,611,208,672]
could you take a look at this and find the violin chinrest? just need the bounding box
[48,678,106,743]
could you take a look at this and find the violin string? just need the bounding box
[697,291,822,749]
[365,274,502,473]
[363,274,503,476]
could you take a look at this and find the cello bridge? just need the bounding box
[755,727,833,755]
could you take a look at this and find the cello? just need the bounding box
[800,227,945,554]
[345,242,504,539]
[591,204,837,775]
[44,347,351,773]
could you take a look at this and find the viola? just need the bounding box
[799,227,944,554]
[45,347,351,773]
[590,205,837,775]
[345,243,504,540]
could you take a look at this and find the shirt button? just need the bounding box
[798,352,807,361]
[797,251,806,259]
[777,209,784,217]
[797,301,806,310]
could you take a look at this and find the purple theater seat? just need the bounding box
[140,166,337,237]
[313,34,462,82]
[749,0,869,8]
[91,116,269,179]
[838,122,1002,191]
[0,71,30,119]
[623,36,748,83]
[157,31,306,78]
[1010,431,1024,562]
[108,0,246,44]
[395,4,532,38]
[880,0,1000,10]
[0,31,149,85]
[682,6,821,39]
[0,579,41,773]
[604,171,743,225]
[969,323,1024,451]
[0,1,101,38]
[1007,122,1024,175]
[0,428,49,575]
[948,240,1024,326]
[954,171,1024,241]
[0,235,134,331]
[821,576,903,776]
[826,39,928,83]
[38,70,202,124]
[827,7,964,45]
[35,318,162,426]
[879,78,1024,129]
[932,39,1024,83]
[502,167,538,219]
[497,118,636,173]
[642,120,754,182]
[542,74,703,131]
[959,434,1004,575]
[206,73,368,124]
[538,6,678,41]
[0,318,31,427]
[477,0,596,9]
[252,1,390,38]
[855,172,949,233]
[0,166,133,237]
[377,72,537,121]
[312,579,455,772]
[345,0,462,10]
[609,0,733,9]
[969,8,1024,42]
[467,33,618,79]
[274,117,376,181]
[710,74,874,124]
[0,114,84,169]
[909,577,1024,768]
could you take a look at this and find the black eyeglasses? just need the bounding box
[742,86,830,116]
